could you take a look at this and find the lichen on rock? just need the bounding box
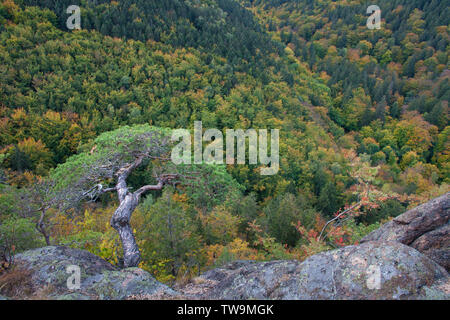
[10,246,177,300]
[362,192,449,271]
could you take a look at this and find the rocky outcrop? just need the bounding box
[180,241,448,300]
[4,242,449,300]
[11,246,177,300]
[82,267,177,300]
[361,192,449,271]
[410,222,450,271]
[2,194,449,300]
[14,246,116,294]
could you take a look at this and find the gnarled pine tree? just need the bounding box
[51,125,191,267]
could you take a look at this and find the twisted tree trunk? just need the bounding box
[108,157,167,268]
[110,193,141,268]
[36,208,51,246]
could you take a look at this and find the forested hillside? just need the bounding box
[0,0,448,283]
[245,0,449,176]
[245,0,449,128]
[20,0,285,77]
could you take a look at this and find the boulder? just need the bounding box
[82,267,177,300]
[14,246,116,295]
[411,222,450,271]
[12,246,177,300]
[361,192,449,271]
[183,241,449,300]
[55,292,92,300]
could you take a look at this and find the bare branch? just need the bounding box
[318,202,361,241]
[134,181,164,197]
[318,184,371,242]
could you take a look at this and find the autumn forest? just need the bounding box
[0,0,448,284]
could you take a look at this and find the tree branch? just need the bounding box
[134,181,164,197]
[318,202,361,241]
[318,184,371,242]
[133,173,197,198]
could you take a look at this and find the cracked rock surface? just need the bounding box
[180,241,448,300]
[362,192,449,271]
[13,246,177,300]
[5,194,450,300]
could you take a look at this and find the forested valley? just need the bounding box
[0,0,448,284]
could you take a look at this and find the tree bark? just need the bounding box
[36,209,51,246]
[110,192,141,268]
[108,157,173,268]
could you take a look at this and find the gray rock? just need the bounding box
[55,292,92,300]
[14,246,177,300]
[14,246,117,295]
[417,277,450,300]
[361,193,450,271]
[362,193,449,244]
[9,194,450,300]
[186,241,449,300]
[411,222,450,271]
[82,267,177,300]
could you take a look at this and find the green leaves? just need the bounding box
[178,163,244,212]
[0,217,44,254]
[51,124,172,191]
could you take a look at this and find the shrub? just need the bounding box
[0,217,44,268]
